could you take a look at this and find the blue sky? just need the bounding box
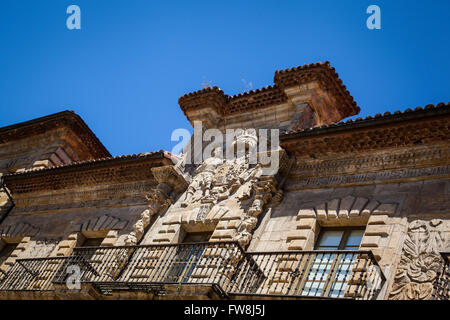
[0,0,448,156]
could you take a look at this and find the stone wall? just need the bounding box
[247,178,450,299]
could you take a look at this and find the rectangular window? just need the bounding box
[182,232,212,243]
[315,228,365,250]
[165,232,212,283]
[300,227,364,298]
[81,237,105,261]
[82,237,104,247]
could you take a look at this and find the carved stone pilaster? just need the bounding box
[125,184,172,246]
[389,219,448,300]
[234,176,281,247]
[125,165,189,245]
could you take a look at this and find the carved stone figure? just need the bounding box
[181,147,224,207]
[234,214,259,247]
[125,185,172,246]
[177,129,283,247]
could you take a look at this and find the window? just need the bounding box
[82,237,104,247]
[300,227,364,298]
[182,232,212,243]
[0,243,18,266]
[81,237,105,260]
[165,232,212,283]
[315,228,364,251]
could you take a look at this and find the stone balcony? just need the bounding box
[0,242,385,300]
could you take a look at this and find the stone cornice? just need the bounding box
[274,62,360,118]
[178,85,288,119]
[291,145,450,178]
[4,151,172,194]
[178,62,360,128]
[281,103,450,158]
[282,102,449,139]
[285,165,450,191]
[12,181,157,211]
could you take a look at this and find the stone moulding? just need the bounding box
[281,103,450,157]
[0,222,39,239]
[285,165,450,190]
[289,196,398,251]
[3,151,172,194]
[290,147,450,179]
[178,62,360,129]
[296,196,397,221]
[72,214,128,233]
[11,181,158,213]
[0,110,110,159]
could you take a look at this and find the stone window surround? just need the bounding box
[0,221,39,273]
[52,230,121,257]
[52,214,128,256]
[0,236,31,274]
[259,197,398,298]
[286,196,398,263]
[153,205,244,244]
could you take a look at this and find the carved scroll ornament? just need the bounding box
[389,219,448,300]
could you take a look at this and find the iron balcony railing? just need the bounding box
[230,250,385,300]
[52,241,248,296]
[433,252,449,300]
[0,242,385,300]
[0,256,69,291]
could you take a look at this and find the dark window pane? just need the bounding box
[82,238,104,247]
[182,232,212,243]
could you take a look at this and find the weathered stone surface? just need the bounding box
[0,67,448,301]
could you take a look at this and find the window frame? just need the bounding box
[315,226,365,251]
[298,226,366,298]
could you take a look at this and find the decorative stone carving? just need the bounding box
[125,185,173,245]
[196,203,213,222]
[174,129,283,247]
[296,196,398,220]
[25,240,60,258]
[234,177,279,247]
[181,147,225,207]
[73,214,127,233]
[389,219,448,300]
[180,145,262,221]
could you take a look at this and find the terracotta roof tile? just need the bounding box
[5,150,171,177]
[179,61,359,118]
[281,102,450,138]
[0,110,111,159]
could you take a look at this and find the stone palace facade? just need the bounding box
[0,62,448,300]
